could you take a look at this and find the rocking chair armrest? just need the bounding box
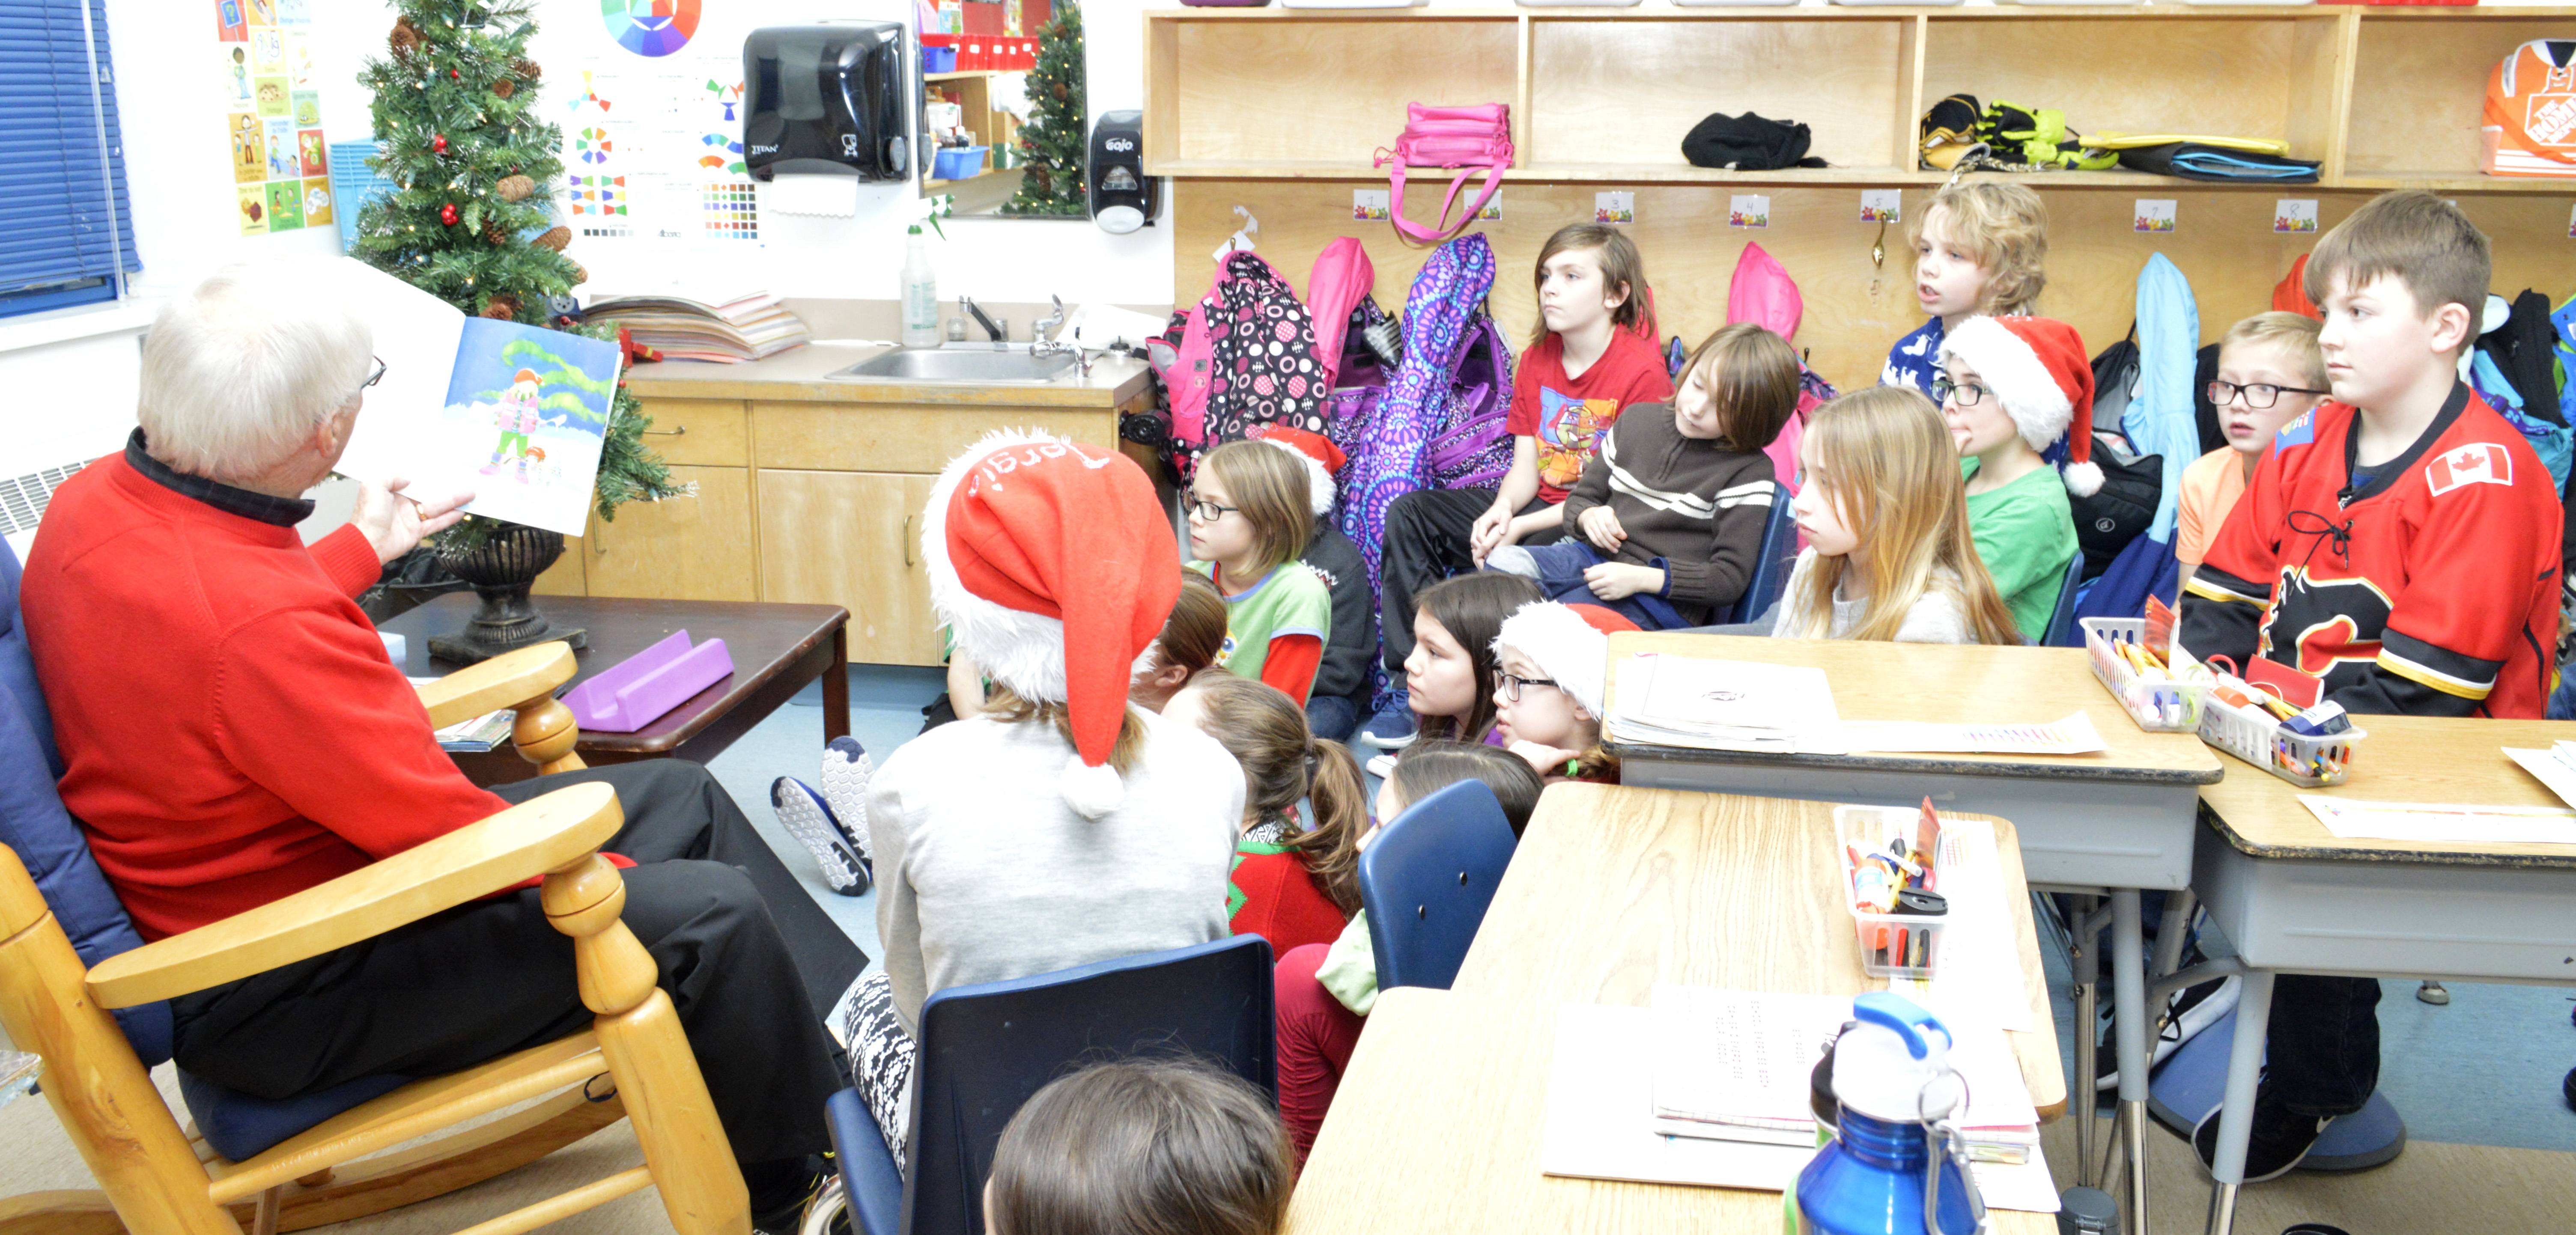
[414,641,578,730]
[84,782,621,1010]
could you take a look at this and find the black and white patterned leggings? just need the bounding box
[844,971,917,1173]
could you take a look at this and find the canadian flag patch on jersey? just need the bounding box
[2425,443,2514,495]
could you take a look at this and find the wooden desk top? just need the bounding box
[1455,783,2064,1117]
[2197,715,2576,868]
[383,594,847,757]
[1602,632,2224,786]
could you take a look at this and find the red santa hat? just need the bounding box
[1245,424,1345,519]
[1490,601,1640,719]
[1937,315,2102,497]
[923,430,1182,817]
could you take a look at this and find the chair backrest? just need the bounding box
[1732,491,1801,627]
[0,540,170,1065]
[903,935,1276,1235]
[1357,780,1518,991]
[2041,547,2087,648]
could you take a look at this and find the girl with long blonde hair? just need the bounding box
[1775,387,2022,645]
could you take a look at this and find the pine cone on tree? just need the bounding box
[495,174,535,202]
[513,58,542,83]
[569,262,588,286]
[390,17,422,57]
[485,224,508,246]
[492,78,515,99]
[534,226,571,252]
[480,294,520,320]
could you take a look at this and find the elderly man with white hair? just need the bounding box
[20,262,864,1233]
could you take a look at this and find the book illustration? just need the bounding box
[263,118,297,178]
[436,321,622,522]
[221,45,253,106]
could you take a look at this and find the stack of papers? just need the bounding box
[581,292,811,362]
[435,708,516,753]
[1605,654,1840,752]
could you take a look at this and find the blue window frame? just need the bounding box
[0,0,140,319]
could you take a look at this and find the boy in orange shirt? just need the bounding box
[2173,313,2330,590]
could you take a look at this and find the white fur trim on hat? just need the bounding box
[1938,315,2072,457]
[1252,435,1336,519]
[921,428,1157,707]
[1492,601,1610,719]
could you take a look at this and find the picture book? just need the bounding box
[326,259,623,537]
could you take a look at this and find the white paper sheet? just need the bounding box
[2298,795,2576,845]
[1837,711,2108,756]
[2502,744,2576,812]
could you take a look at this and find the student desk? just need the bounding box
[2189,716,2576,1235]
[1282,785,2063,1235]
[1599,633,2225,1228]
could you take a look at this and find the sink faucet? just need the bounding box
[957,296,1008,351]
[1029,295,1090,377]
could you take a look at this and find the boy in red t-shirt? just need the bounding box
[1366,223,1673,744]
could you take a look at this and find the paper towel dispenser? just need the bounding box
[744,22,908,182]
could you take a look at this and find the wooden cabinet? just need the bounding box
[585,464,759,602]
[758,470,943,667]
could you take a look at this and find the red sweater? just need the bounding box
[1227,841,1348,957]
[21,454,516,940]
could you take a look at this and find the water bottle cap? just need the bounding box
[1831,992,1965,1123]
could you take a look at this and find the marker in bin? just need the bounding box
[1851,798,1944,913]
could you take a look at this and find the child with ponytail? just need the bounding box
[1163,672,1371,957]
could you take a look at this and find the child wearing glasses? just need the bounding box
[1489,600,1635,783]
[1935,315,2091,642]
[1187,440,1335,704]
[2175,312,2329,590]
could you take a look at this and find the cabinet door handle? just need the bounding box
[643,425,687,436]
[903,514,915,567]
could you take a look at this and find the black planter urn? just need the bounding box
[428,524,589,665]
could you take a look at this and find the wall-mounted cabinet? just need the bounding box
[1144,7,2576,193]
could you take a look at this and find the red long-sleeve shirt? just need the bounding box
[21,450,520,940]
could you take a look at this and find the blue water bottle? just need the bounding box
[1795,992,1985,1235]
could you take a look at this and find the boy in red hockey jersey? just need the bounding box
[2180,191,2562,1178]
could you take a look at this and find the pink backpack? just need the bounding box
[1303,238,1375,391]
[1375,104,1512,244]
[1725,242,1814,495]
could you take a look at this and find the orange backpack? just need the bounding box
[2482,39,2576,177]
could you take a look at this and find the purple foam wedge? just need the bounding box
[563,629,735,733]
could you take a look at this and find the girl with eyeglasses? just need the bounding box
[1185,440,1335,704]
[1934,315,2090,642]
[1488,600,1634,783]
[2176,312,2329,590]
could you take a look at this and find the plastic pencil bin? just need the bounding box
[2081,617,2210,733]
[1833,806,1950,980]
[932,145,989,180]
[2197,697,2366,787]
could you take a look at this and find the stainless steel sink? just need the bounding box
[829,346,1077,384]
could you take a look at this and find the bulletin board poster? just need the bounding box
[218,1,331,236]
[560,4,763,253]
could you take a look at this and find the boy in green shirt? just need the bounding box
[1935,316,2093,642]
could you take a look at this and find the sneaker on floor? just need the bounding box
[1358,703,1416,750]
[2415,980,2448,1005]
[1365,751,1396,780]
[2192,1091,2334,1183]
[2564,1065,2576,1114]
[818,736,874,863]
[771,776,869,896]
[2096,973,2241,1092]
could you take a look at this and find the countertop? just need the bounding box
[621,341,1154,408]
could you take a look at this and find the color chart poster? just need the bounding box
[555,2,763,253]
[217,1,332,236]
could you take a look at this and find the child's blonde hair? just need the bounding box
[986,1059,1293,1235]
[2218,312,2328,390]
[1678,323,1802,453]
[1783,387,2022,646]
[1530,223,1656,346]
[1912,182,2049,316]
[1197,440,1315,576]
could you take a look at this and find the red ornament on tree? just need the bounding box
[432,134,448,155]
[449,68,460,80]
[440,202,459,226]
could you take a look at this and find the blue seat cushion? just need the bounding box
[180,1068,412,1163]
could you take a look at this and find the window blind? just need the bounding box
[0,0,138,319]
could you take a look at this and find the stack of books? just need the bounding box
[1604,653,1840,753]
[580,292,811,363]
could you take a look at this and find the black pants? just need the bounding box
[170,760,867,1165]
[2265,974,2380,1117]
[1377,488,1553,675]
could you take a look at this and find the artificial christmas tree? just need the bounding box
[1003,4,1086,217]
[356,0,683,660]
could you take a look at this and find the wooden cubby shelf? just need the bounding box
[1142,6,2576,193]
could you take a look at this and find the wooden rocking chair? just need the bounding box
[0,636,749,1235]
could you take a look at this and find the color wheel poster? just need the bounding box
[217,0,332,236]
[563,1,760,252]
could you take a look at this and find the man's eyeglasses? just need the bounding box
[2207,380,2327,411]
[1187,498,1239,523]
[1498,673,1560,702]
[361,356,386,390]
[1931,376,1990,408]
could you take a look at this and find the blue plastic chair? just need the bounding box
[825,935,1277,1235]
[1729,492,1801,626]
[1357,779,1519,992]
[2040,548,2087,648]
